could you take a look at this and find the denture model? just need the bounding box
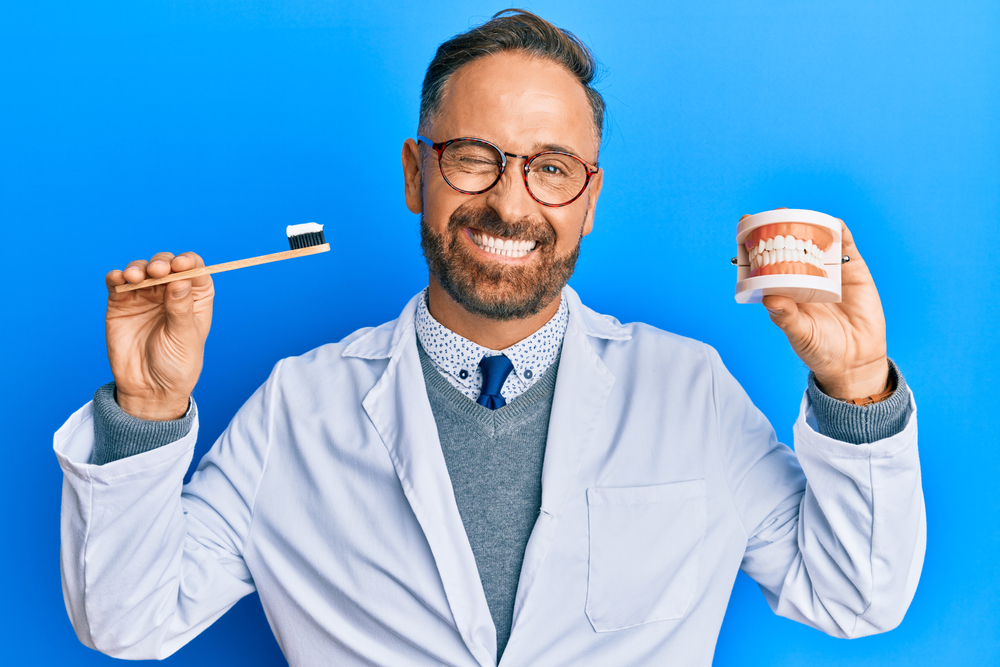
[734,209,842,304]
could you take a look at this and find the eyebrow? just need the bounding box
[535,142,579,155]
[527,142,598,164]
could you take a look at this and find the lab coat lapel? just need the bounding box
[510,293,619,627]
[359,300,497,667]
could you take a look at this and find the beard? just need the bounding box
[420,204,582,321]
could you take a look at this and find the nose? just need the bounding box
[483,156,537,223]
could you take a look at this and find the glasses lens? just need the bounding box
[440,140,503,193]
[527,153,589,206]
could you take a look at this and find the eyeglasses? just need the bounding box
[416,135,599,207]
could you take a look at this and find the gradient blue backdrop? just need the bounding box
[3,1,998,664]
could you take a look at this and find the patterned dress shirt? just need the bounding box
[414,287,569,403]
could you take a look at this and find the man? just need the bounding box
[55,9,924,666]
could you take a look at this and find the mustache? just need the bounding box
[448,205,556,244]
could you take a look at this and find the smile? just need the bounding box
[469,230,538,259]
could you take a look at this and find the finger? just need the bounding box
[740,214,750,221]
[146,252,177,279]
[760,294,810,344]
[837,220,875,287]
[163,277,195,330]
[171,252,211,288]
[105,268,130,298]
[122,259,150,284]
[106,269,126,289]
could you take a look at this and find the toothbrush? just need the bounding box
[114,223,330,293]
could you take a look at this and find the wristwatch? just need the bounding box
[842,373,896,406]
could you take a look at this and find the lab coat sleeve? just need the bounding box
[54,362,281,659]
[709,350,925,638]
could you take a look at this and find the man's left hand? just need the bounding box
[749,213,890,400]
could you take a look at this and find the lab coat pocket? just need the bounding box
[585,479,706,632]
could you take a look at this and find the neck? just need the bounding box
[426,276,561,350]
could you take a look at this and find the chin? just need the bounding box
[423,230,579,323]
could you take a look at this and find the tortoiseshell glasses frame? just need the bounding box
[416,135,600,207]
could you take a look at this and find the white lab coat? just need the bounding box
[55,287,925,666]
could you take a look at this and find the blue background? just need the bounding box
[3,0,997,664]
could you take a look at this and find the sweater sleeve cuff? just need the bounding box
[91,382,196,465]
[806,358,910,445]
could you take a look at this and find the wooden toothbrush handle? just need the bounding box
[113,244,331,293]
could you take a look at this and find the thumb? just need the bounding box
[760,295,803,337]
[163,279,195,330]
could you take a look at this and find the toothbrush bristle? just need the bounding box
[286,222,326,249]
[288,230,326,249]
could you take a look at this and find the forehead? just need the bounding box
[433,51,598,160]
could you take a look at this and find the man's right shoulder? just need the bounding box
[268,317,404,390]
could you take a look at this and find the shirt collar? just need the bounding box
[342,284,631,360]
[413,288,569,389]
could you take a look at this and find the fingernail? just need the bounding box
[765,307,784,315]
[172,285,190,298]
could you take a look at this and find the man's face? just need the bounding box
[407,51,603,321]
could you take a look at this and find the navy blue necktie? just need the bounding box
[477,355,514,410]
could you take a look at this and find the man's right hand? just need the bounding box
[105,252,214,421]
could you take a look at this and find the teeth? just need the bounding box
[471,231,537,258]
[749,236,830,270]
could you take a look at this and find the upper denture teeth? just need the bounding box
[750,235,831,268]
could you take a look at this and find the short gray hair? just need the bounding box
[419,9,605,148]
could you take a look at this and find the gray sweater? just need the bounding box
[417,338,559,659]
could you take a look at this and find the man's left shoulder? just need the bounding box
[570,291,718,363]
[604,320,718,373]
[578,303,716,360]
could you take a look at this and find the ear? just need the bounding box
[402,138,423,214]
[581,168,603,237]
